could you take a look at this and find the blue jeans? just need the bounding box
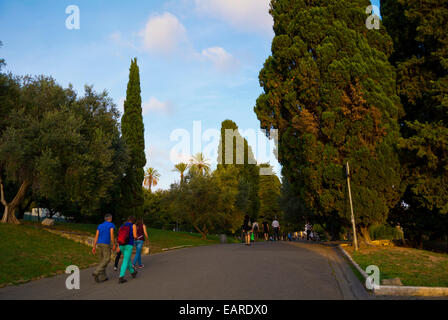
[133,240,144,266]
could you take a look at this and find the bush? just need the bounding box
[369,224,404,240]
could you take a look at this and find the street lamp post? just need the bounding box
[346,162,358,251]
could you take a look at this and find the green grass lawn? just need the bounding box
[0,223,98,287]
[22,220,239,251]
[344,245,448,287]
[1,221,238,287]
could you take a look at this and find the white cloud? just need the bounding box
[118,97,172,116]
[141,12,188,54]
[142,97,173,114]
[143,97,173,115]
[194,0,273,35]
[201,47,239,72]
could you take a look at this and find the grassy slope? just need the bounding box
[0,223,97,287]
[1,221,237,287]
[21,221,238,251]
[345,245,448,287]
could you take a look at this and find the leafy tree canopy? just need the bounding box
[255,0,403,239]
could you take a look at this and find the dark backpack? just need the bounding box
[117,224,130,245]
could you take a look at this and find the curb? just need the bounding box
[162,245,193,251]
[338,245,448,297]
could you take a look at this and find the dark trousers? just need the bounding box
[114,250,122,268]
[274,227,280,241]
[306,230,311,240]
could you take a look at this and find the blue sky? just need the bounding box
[0,0,380,190]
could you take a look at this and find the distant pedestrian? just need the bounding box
[242,215,252,245]
[262,220,270,241]
[305,222,312,240]
[117,216,138,284]
[133,218,149,269]
[252,221,259,242]
[92,214,115,283]
[272,218,280,241]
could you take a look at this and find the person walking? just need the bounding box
[92,214,115,283]
[133,218,149,269]
[114,246,121,271]
[305,222,312,241]
[262,220,269,241]
[252,220,259,242]
[114,218,125,271]
[272,218,280,241]
[117,216,138,284]
[242,215,252,245]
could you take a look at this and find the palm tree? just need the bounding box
[173,162,189,184]
[189,153,211,175]
[143,167,160,192]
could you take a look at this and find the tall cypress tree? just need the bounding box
[121,58,146,217]
[258,164,281,223]
[381,0,448,244]
[217,119,259,220]
[254,0,403,240]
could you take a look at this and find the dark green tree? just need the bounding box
[279,177,306,228]
[166,173,222,239]
[254,0,403,241]
[0,75,126,223]
[381,0,448,244]
[213,165,246,234]
[217,119,259,220]
[258,164,282,223]
[121,58,146,217]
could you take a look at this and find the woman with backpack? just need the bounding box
[117,215,138,284]
[133,218,149,269]
[114,218,126,271]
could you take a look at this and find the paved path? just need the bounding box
[0,241,370,300]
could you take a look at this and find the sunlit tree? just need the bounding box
[189,153,210,176]
[143,167,160,192]
[173,162,189,184]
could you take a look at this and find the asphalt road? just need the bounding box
[0,241,370,300]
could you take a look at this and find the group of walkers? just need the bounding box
[241,215,282,245]
[241,217,320,244]
[286,222,320,242]
[92,214,149,284]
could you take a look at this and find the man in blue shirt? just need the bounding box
[92,214,115,283]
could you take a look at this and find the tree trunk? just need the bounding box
[17,197,32,220]
[358,226,372,245]
[193,224,207,240]
[1,179,30,225]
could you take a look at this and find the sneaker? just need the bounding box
[114,267,118,271]
[138,264,144,269]
[131,270,138,279]
[118,277,127,284]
